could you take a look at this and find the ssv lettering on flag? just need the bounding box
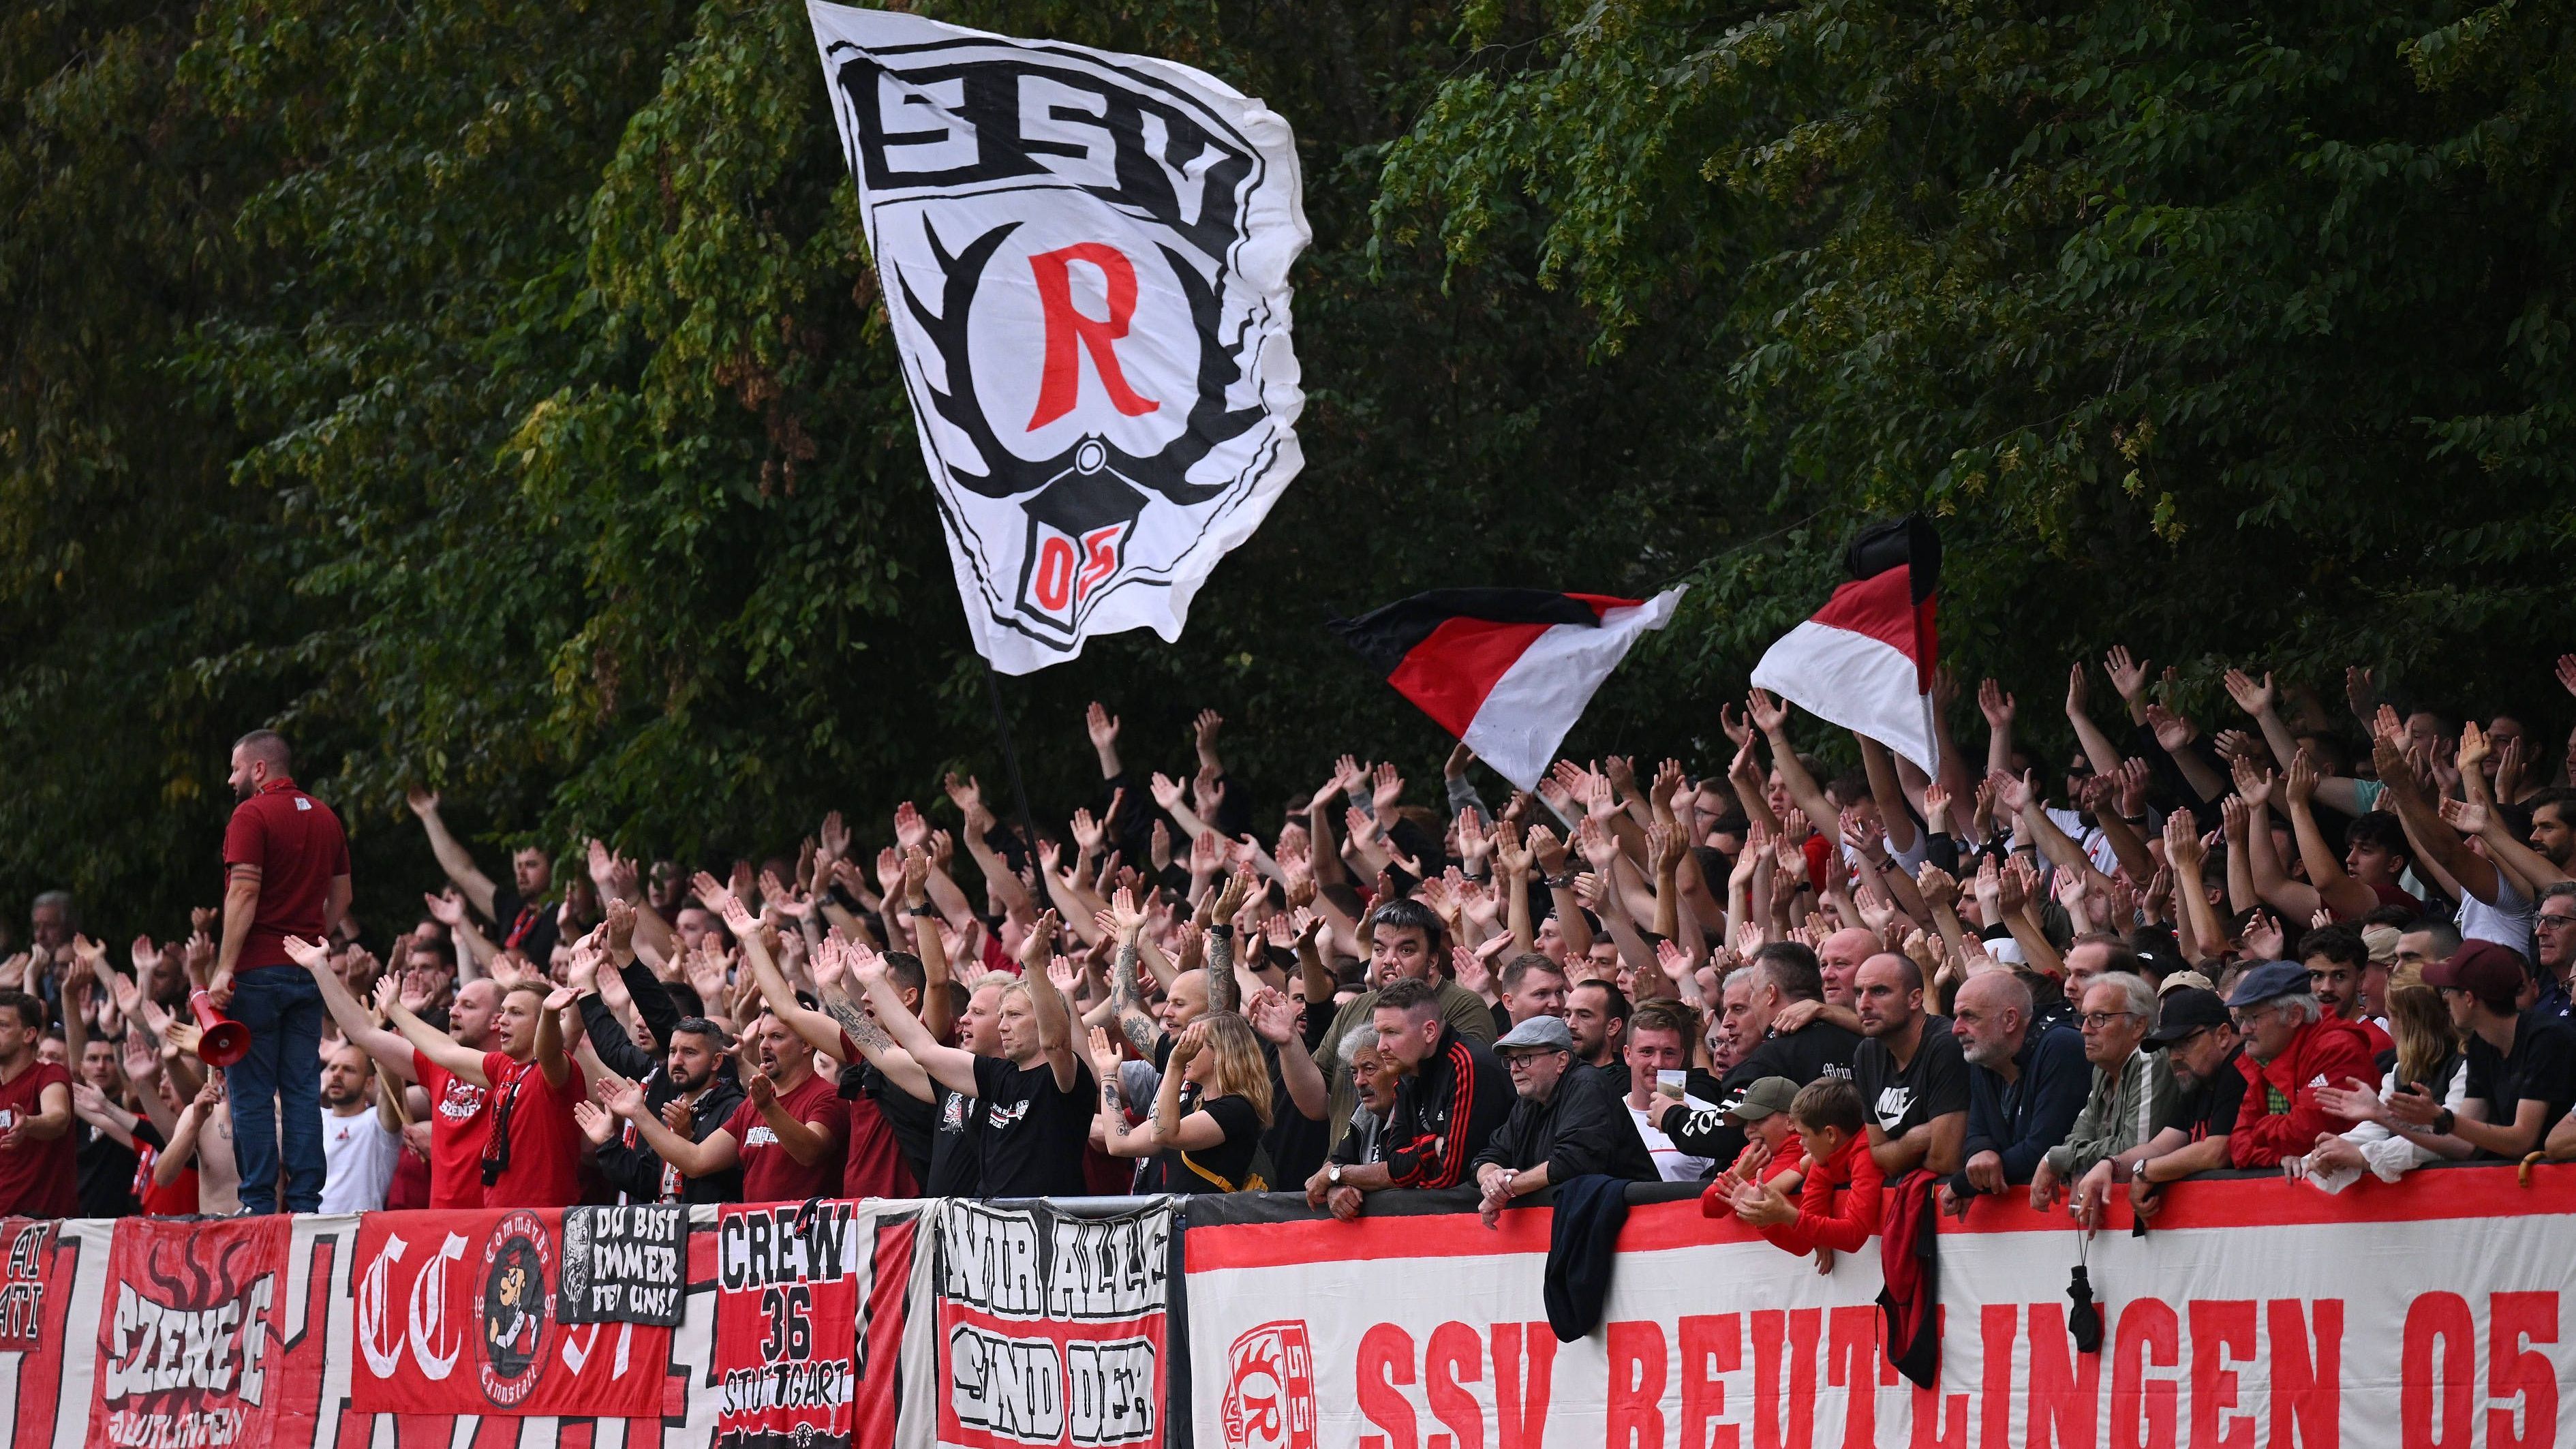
[806,5,1309,673]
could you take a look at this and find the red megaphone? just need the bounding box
[190,990,252,1068]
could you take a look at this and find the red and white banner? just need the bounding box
[935,1199,1169,1449]
[713,1200,927,1449]
[1186,1170,2576,1449]
[351,1206,668,1420]
[0,1172,2566,1448]
[89,1216,327,1449]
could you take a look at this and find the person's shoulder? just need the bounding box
[34,1061,71,1088]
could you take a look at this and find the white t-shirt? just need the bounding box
[319,1108,401,1214]
[2457,870,2536,960]
[1627,1100,1713,1182]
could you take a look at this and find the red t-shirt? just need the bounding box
[220,777,350,971]
[135,1131,198,1217]
[415,1050,491,1210]
[726,1073,848,1204]
[384,1138,431,1210]
[835,1030,919,1201]
[0,1061,76,1217]
[478,1052,586,1210]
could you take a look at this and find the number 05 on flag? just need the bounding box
[808,5,1310,673]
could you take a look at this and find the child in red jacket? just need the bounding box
[1727,1079,1884,1272]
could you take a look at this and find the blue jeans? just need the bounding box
[226,966,324,1213]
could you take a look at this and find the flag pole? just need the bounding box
[979,657,1043,868]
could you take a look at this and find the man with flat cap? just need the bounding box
[1473,1016,1659,1226]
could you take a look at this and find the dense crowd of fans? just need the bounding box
[2,652,2573,1251]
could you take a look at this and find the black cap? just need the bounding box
[2145,987,2228,1048]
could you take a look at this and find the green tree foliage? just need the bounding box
[4,0,2570,938]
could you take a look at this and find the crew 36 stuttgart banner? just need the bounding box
[806,4,1309,673]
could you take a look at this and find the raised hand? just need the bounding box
[1527,825,1569,876]
[404,786,440,817]
[2113,758,2150,819]
[2162,810,2205,874]
[2346,667,2379,722]
[892,801,931,851]
[2222,667,2276,718]
[1745,688,1788,736]
[281,934,334,972]
[2103,646,2149,704]
[1086,702,1122,755]
[2456,721,2490,774]
[1987,767,2037,816]
[2143,704,2196,753]
[944,772,990,825]
[423,890,467,928]
[2241,909,2285,960]
[1921,782,1953,836]
[1977,677,2016,731]
[1246,987,1299,1045]
[1717,702,1754,750]
[573,1099,617,1147]
[1914,861,1960,912]
[2228,754,2276,810]
[2439,796,2491,837]
[1371,761,1407,814]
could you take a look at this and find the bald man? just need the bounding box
[1817,928,1880,1009]
[1849,954,1967,1177]
[1941,971,2085,1216]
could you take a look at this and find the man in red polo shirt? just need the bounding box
[0,991,75,1218]
[209,729,350,1214]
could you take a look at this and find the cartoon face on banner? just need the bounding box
[352,1208,666,1421]
[810,5,1308,673]
[91,1217,290,1449]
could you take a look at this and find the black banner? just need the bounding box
[558,1203,688,1326]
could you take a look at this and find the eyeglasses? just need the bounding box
[2229,1006,2273,1028]
[2537,915,2576,932]
[2077,1010,2140,1031]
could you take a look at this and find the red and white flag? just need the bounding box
[1749,517,1941,773]
[1332,588,1685,792]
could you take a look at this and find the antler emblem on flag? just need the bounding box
[809,5,1310,672]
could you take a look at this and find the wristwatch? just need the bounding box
[1327,1163,1343,1186]
[906,904,937,917]
[2434,1108,2457,1135]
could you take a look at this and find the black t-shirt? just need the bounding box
[1850,1016,1969,1140]
[78,1118,141,1219]
[2464,1009,2576,1151]
[1662,1020,1865,1165]
[925,1087,985,1197]
[1146,1092,1265,1193]
[972,1054,1097,1199]
[2153,1047,2249,1143]
[1261,1045,1329,1190]
[487,885,559,964]
[844,1061,938,1191]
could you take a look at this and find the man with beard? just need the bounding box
[1939,970,2086,1216]
[1306,900,1497,1154]
[290,934,499,1208]
[606,1008,848,1204]
[318,1041,401,1212]
[1567,979,1631,1086]
[574,1018,743,1204]
[211,729,350,1214]
[2121,987,2244,1220]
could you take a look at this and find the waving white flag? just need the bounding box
[807,4,1310,673]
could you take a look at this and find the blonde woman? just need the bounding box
[2293,983,2471,1191]
[1098,1013,1273,1193]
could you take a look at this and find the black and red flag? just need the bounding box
[1749,515,1942,772]
[1330,588,1685,791]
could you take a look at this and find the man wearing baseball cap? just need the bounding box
[2224,960,2378,1168]
[1472,1016,1658,1227]
[2119,987,2243,1220]
[2392,942,2576,1159]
